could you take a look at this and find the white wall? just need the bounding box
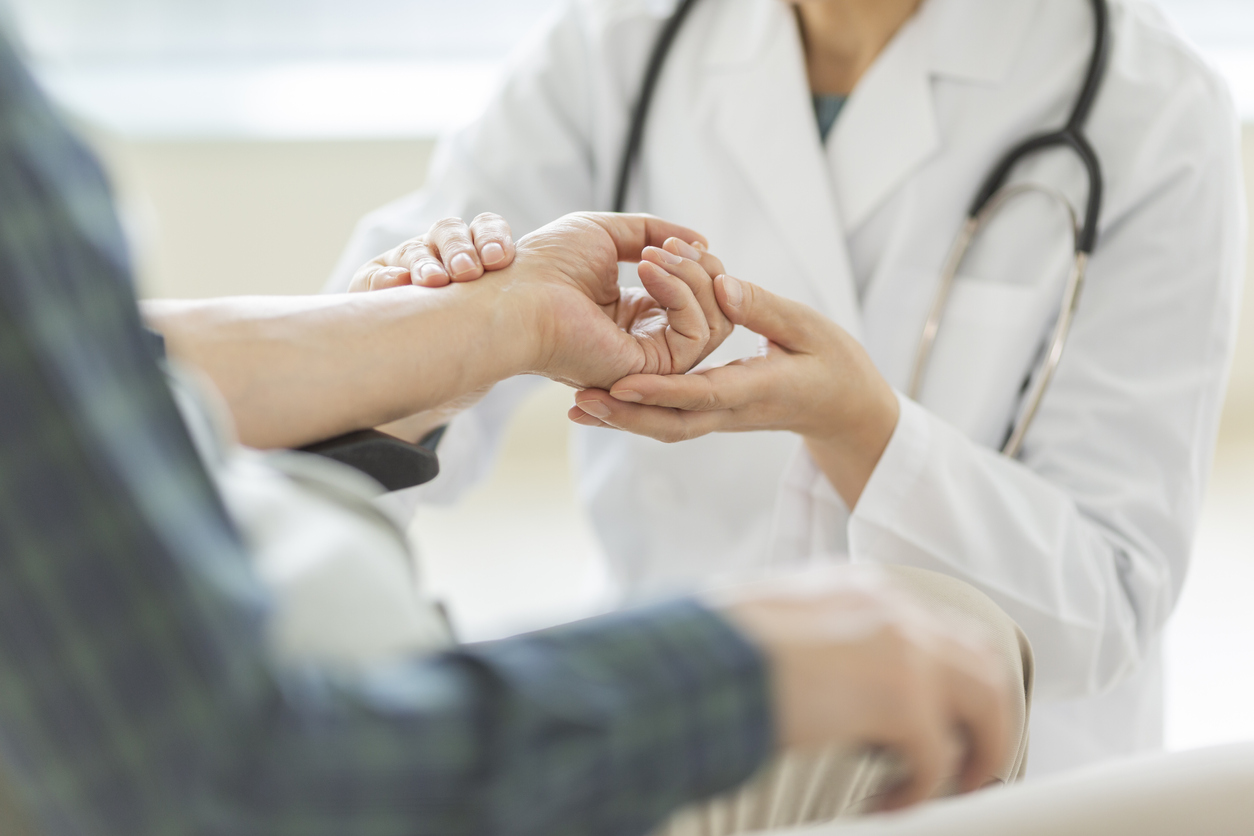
[92,133,436,298]
[1221,128,1254,430]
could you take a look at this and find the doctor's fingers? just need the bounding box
[388,238,452,287]
[348,258,414,292]
[716,276,830,353]
[568,394,737,444]
[468,212,517,270]
[608,361,769,413]
[420,217,488,282]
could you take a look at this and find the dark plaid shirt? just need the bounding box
[0,39,770,836]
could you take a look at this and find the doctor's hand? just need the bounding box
[717,567,1013,811]
[570,275,899,508]
[349,213,518,291]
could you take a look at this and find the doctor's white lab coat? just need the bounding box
[329,0,1246,776]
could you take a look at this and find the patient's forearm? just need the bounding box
[144,282,535,449]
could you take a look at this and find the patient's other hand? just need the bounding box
[349,213,517,290]
[716,567,1013,812]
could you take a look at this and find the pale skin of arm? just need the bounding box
[144,213,722,450]
[346,213,738,445]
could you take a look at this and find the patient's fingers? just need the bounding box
[469,212,517,270]
[658,239,734,357]
[939,633,1013,794]
[637,260,710,369]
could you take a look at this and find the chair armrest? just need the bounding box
[300,428,441,492]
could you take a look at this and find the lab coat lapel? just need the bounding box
[705,0,863,341]
[826,0,1040,233]
[826,12,939,234]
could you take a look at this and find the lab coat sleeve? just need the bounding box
[847,60,1246,701]
[324,0,645,508]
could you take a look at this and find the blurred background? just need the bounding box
[7,0,1252,754]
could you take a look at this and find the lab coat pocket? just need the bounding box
[916,278,1053,449]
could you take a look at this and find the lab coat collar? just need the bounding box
[704,0,1039,81]
[704,0,864,340]
[706,0,1040,233]
[924,0,1042,84]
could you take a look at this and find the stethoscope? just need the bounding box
[614,0,1111,459]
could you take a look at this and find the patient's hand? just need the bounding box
[501,212,735,389]
[718,567,1013,811]
[355,212,736,392]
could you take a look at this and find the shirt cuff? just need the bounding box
[851,390,933,537]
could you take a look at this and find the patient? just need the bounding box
[0,32,1023,833]
[0,33,1247,836]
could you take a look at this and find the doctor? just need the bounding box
[329,0,1245,775]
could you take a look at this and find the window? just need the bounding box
[5,0,564,139]
[6,1,1253,139]
[1157,0,1254,119]
[9,0,560,64]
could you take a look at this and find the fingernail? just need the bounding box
[639,261,668,281]
[611,389,643,403]
[693,240,707,252]
[419,262,447,281]
[669,238,701,260]
[723,275,744,307]
[450,253,477,276]
[482,242,506,265]
[577,400,611,419]
[649,246,683,266]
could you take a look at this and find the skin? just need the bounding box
[788,0,925,95]
[147,211,1013,808]
[571,275,900,508]
[719,567,1011,810]
[146,213,720,449]
[350,213,738,444]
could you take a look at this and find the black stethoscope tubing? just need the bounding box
[614,0,1110,257]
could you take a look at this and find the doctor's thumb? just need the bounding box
[715,275,813,349]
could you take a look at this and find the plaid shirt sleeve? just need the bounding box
[0,39,771,836]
